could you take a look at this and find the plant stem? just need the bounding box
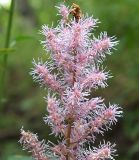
[65,52,77,160]
[65,118,72,160]
[65,4,81,159]
[0,0,15,104]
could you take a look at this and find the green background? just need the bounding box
[0,0,139,159]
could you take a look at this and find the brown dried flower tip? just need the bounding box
[70,3,81,22]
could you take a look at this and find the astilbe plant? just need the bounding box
[19,3,122,160]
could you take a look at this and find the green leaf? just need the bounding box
[8,155,59,160]
[8,155,32,160]
[127,141,139,158]
[0,48,15,55]
[15,35,35,41]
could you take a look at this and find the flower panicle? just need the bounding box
[31,59,63,94]
[81,67,111,89]
[20,3,122,160]
[19,129,49,160]
[85,142,117,160]
[89,32,119,60]
[56,3,69,22]
[88,104,122,134]
[44,95,65,134]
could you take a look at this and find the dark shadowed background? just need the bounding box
[0,0,139,160]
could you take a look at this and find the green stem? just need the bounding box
[5,0,15,48]
[0,0,15,104]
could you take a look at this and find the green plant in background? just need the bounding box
[0,0,15,105]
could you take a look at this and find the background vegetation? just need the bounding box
[0,0,139,159]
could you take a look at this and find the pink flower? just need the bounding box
[90,32,118,60]
[80,16,99,31]
[20,3,122,160]
[79,97,104,118]
[89,104,122,134]
[31,60,63,93]
[41,26,60,54]
[56,4,69,22]
[44,95,65,134]
[20,129,49,160]
[81,66,111,89]
[86,142,116,160]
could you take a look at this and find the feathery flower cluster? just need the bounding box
[20,3,122,160]
[20,129,48,160]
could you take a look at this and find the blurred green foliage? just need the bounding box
[8,156,32,160]
[0,0,139,160]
